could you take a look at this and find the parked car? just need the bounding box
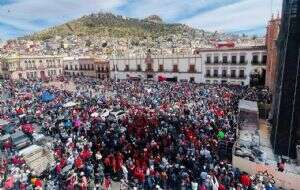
[11,131,31,150]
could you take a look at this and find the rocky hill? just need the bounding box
[28,13,214,41]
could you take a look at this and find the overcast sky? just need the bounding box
[0,0,283,40]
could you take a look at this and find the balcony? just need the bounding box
[251,61,265,65]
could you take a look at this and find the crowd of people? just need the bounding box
[0,77,275,190]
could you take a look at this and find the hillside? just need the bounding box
[28,13,205,41]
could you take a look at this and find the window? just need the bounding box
[137,64,142,71]
[39,60,42,63]
[173,65,178,72]
[206,56,211,64]
[213,69,218,77]
[125,65,129,71]
[158,64,164,72]
[65,65,68,70]
[240,55,245,64]
[146,64,153,71]
[91,64,94,70]
[189,65,196,73]
[262,55,267,64]
[75,65,78,70]
[231,70,236,78]
[206,70,211,77]
[214,56,219,64]
[222,70,227,77]
[252,55,258,64]
[190,77,195,83]
[232,56,237,64]
[222,56,228,64]
[239,70,245,78]
[70,65,73,70]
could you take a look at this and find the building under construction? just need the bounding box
[271,0,300,158]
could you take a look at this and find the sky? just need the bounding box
[0,0,283,40]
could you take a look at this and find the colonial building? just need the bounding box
[1,55,63,80]
[195,45,267,85]
[63,57,109,79]
[64,57,95,78]
[265,15,281,94]
[94,59,110,80]
[111,45,267,85]
[110,51,203,83]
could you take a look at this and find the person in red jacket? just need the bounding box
[240,172,251,188]
[218,183,226,190]
[75,156,84,169]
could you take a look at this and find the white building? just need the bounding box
[195,45,267,85]
[110,51,203,83]
[1,55,63,80]
[110,45,267,85]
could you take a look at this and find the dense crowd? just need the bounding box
[0,78,275,190]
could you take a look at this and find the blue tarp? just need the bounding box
[41,91,55,102]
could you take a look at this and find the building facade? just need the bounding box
[110,52,203,83]
[63,57,109,79]
[195,46,267,86]
[265,16,281,93]
[110,45,267,85]
[271,0,300,158]
[1,55,63,80]
[94,59,110,80]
